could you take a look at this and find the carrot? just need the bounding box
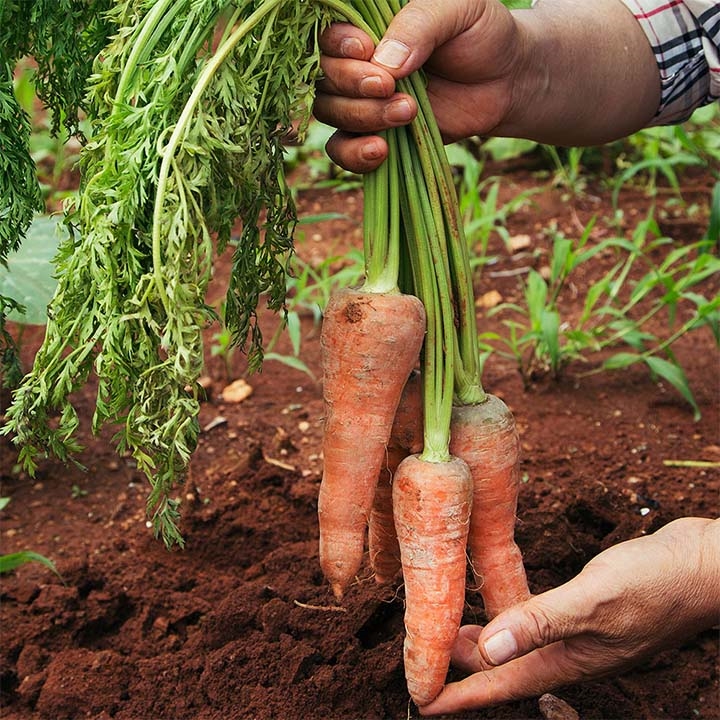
[449,394,530,619]
[392,453,473,707]
[368,445,406,584]
[368,369,423,584]
[318,287,425,598]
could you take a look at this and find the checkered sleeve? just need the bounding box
[619,0,720,125]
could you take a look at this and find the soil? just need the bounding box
[1,153,718,720]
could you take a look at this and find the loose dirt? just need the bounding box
[1,158,718,720]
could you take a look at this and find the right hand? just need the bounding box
[313,0,524,173]
[419,517,720,715]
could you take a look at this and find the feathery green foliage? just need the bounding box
[2,0,363,545]
[2,0,530,545]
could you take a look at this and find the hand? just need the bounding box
[313,0,661,174]
[314,0,522,173]
[420,517,720,715]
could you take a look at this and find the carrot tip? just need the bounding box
[331,582,344,600]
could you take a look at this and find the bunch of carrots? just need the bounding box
[317,0,531,708]
[3,0,529,708]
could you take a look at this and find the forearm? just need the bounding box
[501,0,661,145]
[657,516,720,630]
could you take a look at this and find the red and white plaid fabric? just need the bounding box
[620,0,720,124]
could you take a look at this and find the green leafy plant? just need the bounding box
[3,0,518,548]
[445,143,538,262]
[481,215,719,418]
[0,497,61,577]
[3,0,372,546]
[612,104,720,211]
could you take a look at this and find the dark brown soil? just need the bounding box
[1,157,718,720]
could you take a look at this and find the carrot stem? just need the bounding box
[395,126,454,462]
[401,72,486,405]
[362,131,401,293]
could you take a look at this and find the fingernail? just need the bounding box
[373,39,410,69]
[340,37,365,59]
[359,75,384,97]
[483,629,518,665]
[385,98,413,124]
[361,140,384,161]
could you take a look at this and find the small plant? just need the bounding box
[70,484,88,499]
[447,142,537,261]
[611,104,720,211]
[0,497,60,577]
[543,145,587,198]
[210,319,236,382]
[263,244,364,378]
[481,214,719,418]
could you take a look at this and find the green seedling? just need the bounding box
[482,214,719,418]
[0,497,61,577]
[543,145,587,198]
[612,104,720,211]
[445,143,538,261]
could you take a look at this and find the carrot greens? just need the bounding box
[2,0,529,550]
[4,0,357,545]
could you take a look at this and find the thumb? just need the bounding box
[477,580,595,666]
[371,0,490,76]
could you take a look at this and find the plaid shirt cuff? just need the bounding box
[619,0,720,125]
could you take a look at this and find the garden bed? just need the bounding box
[1,160,718,720]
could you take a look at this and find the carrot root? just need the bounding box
[450,395,530,619]
[368,370,424,584]
[368,446,405,584]
[393,453,473,707]
[318,288,425,598]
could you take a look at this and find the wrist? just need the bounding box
[497,7,546,140]
[497,0,661,145]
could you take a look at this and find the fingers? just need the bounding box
[477,581,596,666]
[419,642,580,716]
[315,22,418,173]
[318,56,395,100]
[324,130,388,174]
[319,22,375,62]
[371,0,491,78]
[449,625,489,674]
[314,89,415,133]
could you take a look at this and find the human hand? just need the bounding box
[419,517,720,715]
[314,0,662,173]
[313,0,523,173]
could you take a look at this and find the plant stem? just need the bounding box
[402,72,485,405]
[396,126,454,462]
[151,0,374,312]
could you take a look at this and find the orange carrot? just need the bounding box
[368,370,423,584]
[368,445,406,584]
[392,453,473,707]
[318,288,425,598]
[449,395,530,619]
